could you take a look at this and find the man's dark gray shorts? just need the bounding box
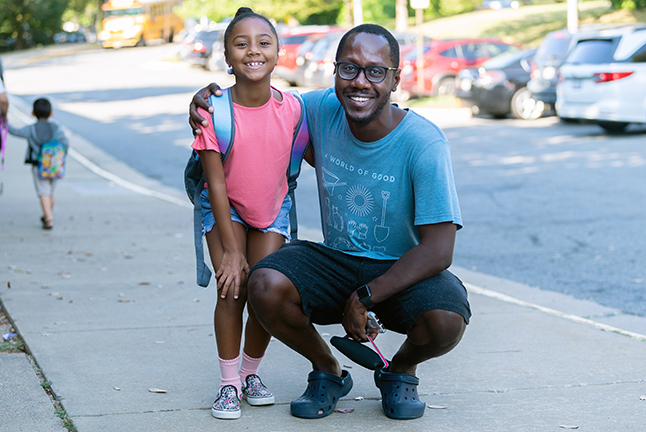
[250,240,471,334]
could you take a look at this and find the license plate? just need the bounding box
[572,80,581,89]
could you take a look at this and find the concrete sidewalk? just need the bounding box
[1,99,645,432]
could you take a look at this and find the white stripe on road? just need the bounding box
[466,283,646,342]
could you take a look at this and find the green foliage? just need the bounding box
[62,0,101,29]
[362,0,397,22]
[437,0,480,16]
[0,0,69,51]
[611,0,646,8]
[175,0,345,25]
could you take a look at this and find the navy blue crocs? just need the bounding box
[290,370,353,418]
[374,368,425,419]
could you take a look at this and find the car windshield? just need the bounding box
[281,35,310,45]
[534,31,571,63]
[565,39,618,64]
[482,49,531,69]
[403,44,432,60]
[195,30,222,42]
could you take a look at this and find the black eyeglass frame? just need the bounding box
[334,61,400,83]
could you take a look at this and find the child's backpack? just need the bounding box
[37,137,66,180]
[184,88,310,287]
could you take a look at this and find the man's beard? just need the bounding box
[346,92,390,125]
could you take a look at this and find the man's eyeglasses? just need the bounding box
[334,62,399,83]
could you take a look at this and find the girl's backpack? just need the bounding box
[184,88,310,287]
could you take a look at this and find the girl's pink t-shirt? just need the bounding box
[191,89,302,228]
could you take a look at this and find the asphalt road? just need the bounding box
[2,42,645,317]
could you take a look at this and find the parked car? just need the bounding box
[556,25,646,133]
[482,0,521,10]
[527,24,634,111]
[179,29,225,70]
[293,31,345,88]
[456,48,544,119]
[275,26,339,86]
[399,38,521,99]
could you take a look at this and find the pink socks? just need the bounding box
[218,355,242,396]
[239,352,264,384]
[218,352,264,396]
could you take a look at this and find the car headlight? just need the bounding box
[542,66,556,80]
[460,80,472,92]
[403,64,413,76]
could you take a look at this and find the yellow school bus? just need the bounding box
[98,0,184,48]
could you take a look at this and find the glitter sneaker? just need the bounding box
[211,385,241,419]
[241,374,275,406]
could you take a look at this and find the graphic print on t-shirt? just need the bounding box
[321,149,397,255]
[322,166,346,196]
[374,190,390,243]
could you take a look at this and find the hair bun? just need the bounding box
[235,7,254,17]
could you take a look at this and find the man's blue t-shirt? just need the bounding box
[302,88,462,260]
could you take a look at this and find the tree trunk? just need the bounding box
[396,0,408,32]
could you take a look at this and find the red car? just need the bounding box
[275,26,341,86]
[399,38,521,99]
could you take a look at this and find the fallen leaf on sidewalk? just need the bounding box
[139,282,151,285]
[334,408,354,413]
[559,426,579,429]
[427,404,447,409]
[148,388,167,393]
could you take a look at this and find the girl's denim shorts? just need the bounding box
[200,188,292,240]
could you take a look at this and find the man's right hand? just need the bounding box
[189,83,223,136]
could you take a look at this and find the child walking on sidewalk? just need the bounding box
[7,98,69,229]
[191,7,305,420]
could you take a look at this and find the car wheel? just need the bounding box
[510,87,544,120]
[435,77,456,97]
[597,121,629,133]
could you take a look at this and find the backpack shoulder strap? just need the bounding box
[189,88,235,288]
[208,87,235,163]
[285,91,311,240]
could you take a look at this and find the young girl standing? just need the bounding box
[191,7,304,420]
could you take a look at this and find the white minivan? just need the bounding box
[556,25,646,133]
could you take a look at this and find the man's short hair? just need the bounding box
[335,24,400,68]
[33,98,52,119]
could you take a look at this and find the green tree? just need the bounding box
[62,0,101,30]
[610,0,646,9]
[1,0,69,50]
[175,0,344,25]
